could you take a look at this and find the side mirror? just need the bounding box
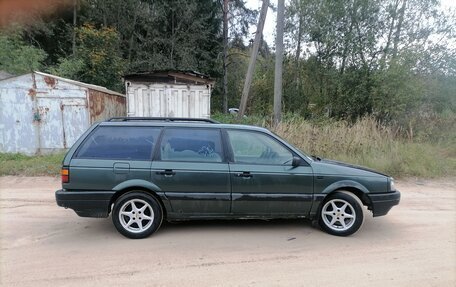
[291,156,302,167]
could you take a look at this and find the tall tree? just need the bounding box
[392,0,407,59]
[0,29,47,75]
[72,0,78,55]
[221,0,257,113]
[51,24,125,91]
[222,0,229,113]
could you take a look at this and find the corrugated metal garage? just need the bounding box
[124,71,214,118]
[0,71,126,155]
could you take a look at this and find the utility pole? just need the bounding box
[238,0,269,118]
[274,0,285,125]
[222,0,229,113]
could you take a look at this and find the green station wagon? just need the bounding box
[55,117,400,239]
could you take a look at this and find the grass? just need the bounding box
[0,152,65,177]
[1,115,454,178]
[213,113,456,178]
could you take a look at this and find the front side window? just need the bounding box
[227,130,293,165]
[159,129,223,162]
[76,126,161,160]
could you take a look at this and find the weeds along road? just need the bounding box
[1,176,455,286]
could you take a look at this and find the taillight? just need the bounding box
[61,168,69,183]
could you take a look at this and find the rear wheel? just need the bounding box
[112,192,163,239]
[319,191,364,236]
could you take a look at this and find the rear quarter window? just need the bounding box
[75,126,161,160]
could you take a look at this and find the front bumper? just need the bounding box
[55,189,115,218]
[367,190,401,217]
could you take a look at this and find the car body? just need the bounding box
[55,117,400,238]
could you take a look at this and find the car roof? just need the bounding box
[99,118,271,133]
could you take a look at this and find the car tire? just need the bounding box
[318,191,364,236]
[112,192,163,239]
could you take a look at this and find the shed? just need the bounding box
[0,71,126,155]
[124,70,214,118]
[0,70,14,80]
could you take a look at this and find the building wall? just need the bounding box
[0,81,36,154]
[0,73,124,155]
[88,90,126,123]
[126,83,211,118]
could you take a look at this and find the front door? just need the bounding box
[226,130,313,216]
[151,128,230,217]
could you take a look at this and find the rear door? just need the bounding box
[68,126,161,191]
[226,130,313,216]
[151,128,230,216]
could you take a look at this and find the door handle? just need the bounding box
[235,172,252,178]
[156,169,176,177]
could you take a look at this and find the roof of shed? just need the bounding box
[0,71,125,97]
[123,70,215,85]
[0,70,14,80]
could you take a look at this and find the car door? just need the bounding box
[68,125,161,191]
[226,129,313,216]
[150,128,230,217]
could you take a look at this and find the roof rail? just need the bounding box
[107,117,220,124]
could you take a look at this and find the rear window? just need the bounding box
[76,126,161,160]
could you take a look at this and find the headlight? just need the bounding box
[390,178,396,191]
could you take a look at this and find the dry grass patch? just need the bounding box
[214,114,455,178]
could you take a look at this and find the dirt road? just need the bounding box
[0,177,455,286]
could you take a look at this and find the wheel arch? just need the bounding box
[109,186,169,219]
[310,180,372,218]
[329,186,371,206]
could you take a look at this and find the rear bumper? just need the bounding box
[367,190,401,217]
[55,189,115,218]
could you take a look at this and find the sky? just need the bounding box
[245,0,456,48]
[245,0,277,46]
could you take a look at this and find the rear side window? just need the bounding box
[76,126,161,160]
[159,128,223,162]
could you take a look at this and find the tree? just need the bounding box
[124,0,222,75]
[0,29,47,75]
[221,0,258,113]
[222,0,229,113]
[1,0,453,123]
[282,0,455,121]
[285,0,307,104]
[51,24,125,91]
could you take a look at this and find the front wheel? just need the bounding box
[112,192,163,239]
[319,191,364,236]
